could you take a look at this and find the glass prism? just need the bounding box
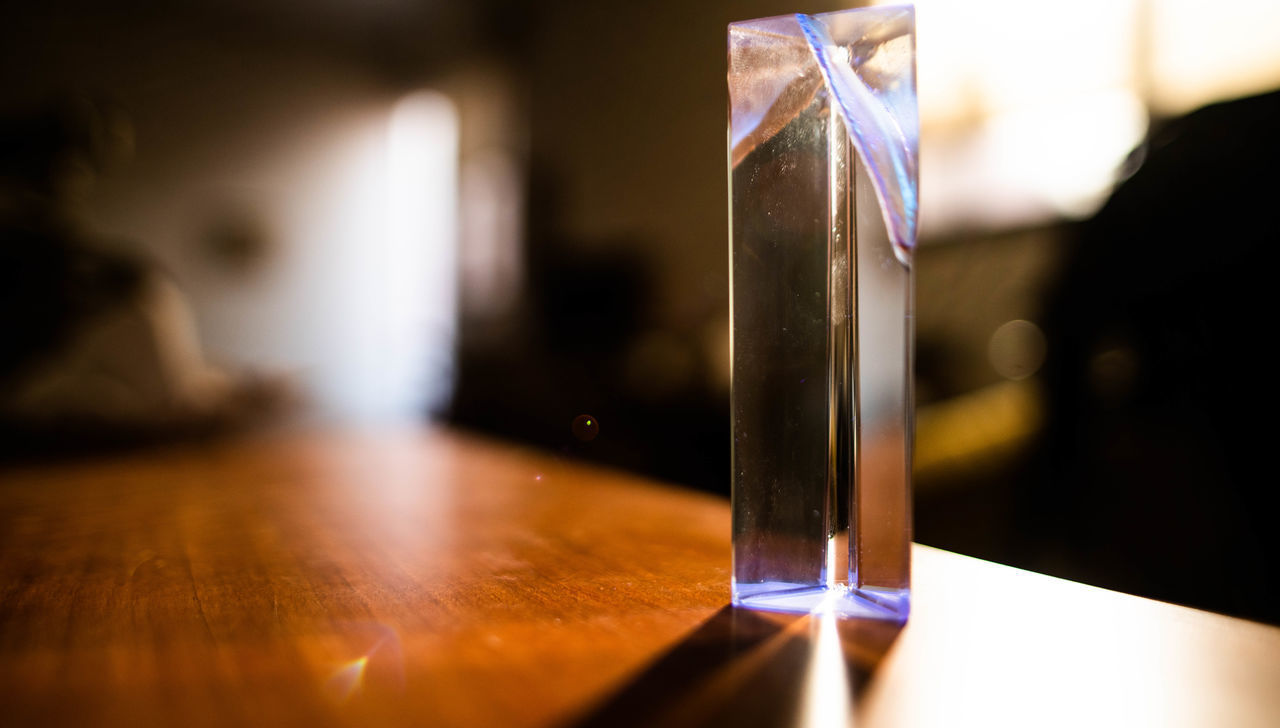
[729,7,917,621]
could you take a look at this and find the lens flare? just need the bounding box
[327,656,369,701]
[571,414,600,442]
[322,623,405,702]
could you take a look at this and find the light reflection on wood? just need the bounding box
[0,427,1276,727]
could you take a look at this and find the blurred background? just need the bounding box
[2,0,1277,623]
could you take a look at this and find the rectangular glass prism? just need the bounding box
[728,7,918,621]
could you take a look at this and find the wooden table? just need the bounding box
[1,428,1277,727]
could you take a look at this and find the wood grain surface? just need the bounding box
[0,427,1277,727]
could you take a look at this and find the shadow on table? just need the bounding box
[569,605,903,727]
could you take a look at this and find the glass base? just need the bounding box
[733,582,910,622]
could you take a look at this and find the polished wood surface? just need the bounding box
[1,428,1277,727]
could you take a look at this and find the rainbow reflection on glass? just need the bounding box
[729,6,917,621]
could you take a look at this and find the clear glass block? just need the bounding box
[729,7,917,621]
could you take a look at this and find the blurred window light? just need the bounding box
[1148,0,1280,113]
[924,89,1149,229]
[315,91,459,422]
[375,90,458,420]
[899,0,1141,132]
[459,149,522,325]
[873,0,1280,234]
[444,66,527,336]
